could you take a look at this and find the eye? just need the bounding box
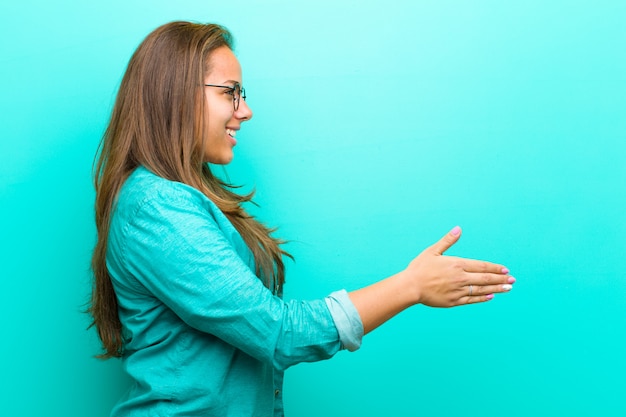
[224,88,235,97]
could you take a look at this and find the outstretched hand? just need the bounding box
[405,226,514,307]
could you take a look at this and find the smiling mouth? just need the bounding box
[226,128,236,138]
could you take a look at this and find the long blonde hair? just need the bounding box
[89,21,290,358]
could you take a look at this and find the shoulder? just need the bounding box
[120,167,203,206]
[109,166,222,258]
[114,167,216,220]
[109,167,232,246]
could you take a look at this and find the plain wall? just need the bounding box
[1,1,624,416]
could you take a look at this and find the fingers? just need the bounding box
[463,294,495,305]
[466,272,514,286]
[459,278,515,306]
[467,282,514,296]
[460,259,509,274]
[427,226,462,256]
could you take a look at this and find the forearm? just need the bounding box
[348,271,418,335]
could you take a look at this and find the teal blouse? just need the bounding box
[106,167,363,416]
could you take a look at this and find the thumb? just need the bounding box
[428,226,462,255]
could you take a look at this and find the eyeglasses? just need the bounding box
[204,82,246,111]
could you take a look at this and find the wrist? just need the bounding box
[396,269,421,307]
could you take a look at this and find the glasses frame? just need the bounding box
[204,83,246,111]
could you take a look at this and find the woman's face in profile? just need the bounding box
[202,46,253,164]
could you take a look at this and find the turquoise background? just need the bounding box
[1,1,625,416]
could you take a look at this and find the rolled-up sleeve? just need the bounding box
[325,290,364,352]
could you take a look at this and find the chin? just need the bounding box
[205,152,234,165]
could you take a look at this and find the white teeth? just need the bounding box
[226,129,236,137]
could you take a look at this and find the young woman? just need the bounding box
[90,21,515,417]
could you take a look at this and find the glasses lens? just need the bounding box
[233,84,241,111]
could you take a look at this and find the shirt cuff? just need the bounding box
[325,290,364,352]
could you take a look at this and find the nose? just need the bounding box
[235,99,253,121]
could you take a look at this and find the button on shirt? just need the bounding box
[106,167,364,417]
